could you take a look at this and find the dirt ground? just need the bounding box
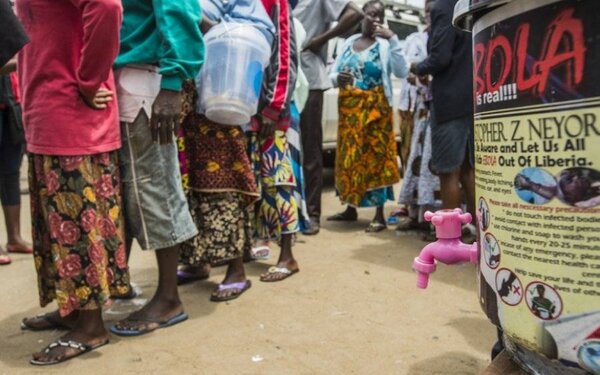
[0,168,495,374]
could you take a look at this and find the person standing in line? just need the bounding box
[0,0,28,68]
[326,0,408,232]
[287,17,312,236]
[16,0,128,364]
[247,0,301,282]
[293,0,363,235]
[109,0,204,336]
[397,22,429,176]
[0,0,30,266]
[0,58,32,265]
[395,0,441,236]
[176,0,273,300]
[410,0,475,220]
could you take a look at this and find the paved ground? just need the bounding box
[0,168,495,374]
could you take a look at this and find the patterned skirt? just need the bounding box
[248,126,300,240]
[179,191,252,266]
[398,111,441,220]
[288,102,311,231]
[178,110,258,265]
[29,152,130,317]
[335,85,400,207]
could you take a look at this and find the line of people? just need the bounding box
[1,0,476,366]
[6,0,317,366]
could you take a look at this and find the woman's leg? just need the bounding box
[4,203,32,252]
[0,127,30,253]
[373,205,386,225]
[439,169,463,210]
[260,233,299,282]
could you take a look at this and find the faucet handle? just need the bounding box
[459,212,472,225]
[424,211,441,224]
[423,209,465,239]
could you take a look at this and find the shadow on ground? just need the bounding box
[0,266,219,370]
[407,351,487,375]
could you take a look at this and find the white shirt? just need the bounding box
[115,65,161,123]
[398,31,428,112]
[293,0,351,90]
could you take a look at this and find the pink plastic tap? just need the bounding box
[413,208,479,289]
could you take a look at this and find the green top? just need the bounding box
[115,0,204,91]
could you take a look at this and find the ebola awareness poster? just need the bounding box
[473,1,600,372]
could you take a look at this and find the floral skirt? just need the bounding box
[29,152,130,317]
[179,191,252,266]
[248,128,300,240]
[335,85,400,207]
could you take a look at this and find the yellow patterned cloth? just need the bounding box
[335,85,400,207]
[248,130,299,240]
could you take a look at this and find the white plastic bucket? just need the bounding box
[197,22,271,125]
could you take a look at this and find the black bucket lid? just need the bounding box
[453,0,513,31]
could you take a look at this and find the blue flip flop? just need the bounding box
[110,311,188,337]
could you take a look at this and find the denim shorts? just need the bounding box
[119,111,198,250]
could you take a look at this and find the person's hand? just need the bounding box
[410,62,418,74]
[200,16,218,34]
[514,174,532,190]
[0,58,17,75]
[303,36,326,54]
[258,115,277,141]
[418,75,429,85]
[407,73,417,85]
[81,88,113,110]
[151,89,182,145]
[337,72,354,88]
[372,23,395,39]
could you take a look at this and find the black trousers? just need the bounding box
[0,108,22,206]
[300,90,324,222]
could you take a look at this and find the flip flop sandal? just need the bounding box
[177,269,210,285]
[260,266,299,282]
[365,222,387,233]
[326,212,358,221]
[250,246,271,260]
[6,243,33,254]
[30,338,109,366]
[394,217,419,231]
[21,313,72,331]
[210,280,252,302]
[109,311,189,337]
[0,254,11,265]
[389,207,409,217]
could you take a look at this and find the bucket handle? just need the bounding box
[208,22,248,40]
